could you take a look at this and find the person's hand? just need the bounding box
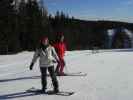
[52,60,57,63]
[57,60,60,64]
[29,63,34,70]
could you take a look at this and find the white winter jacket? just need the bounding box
[31,45,59,67]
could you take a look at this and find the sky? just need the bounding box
[43,0,133,22]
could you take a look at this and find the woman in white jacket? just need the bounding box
[29,37,59,93]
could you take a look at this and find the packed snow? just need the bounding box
[0,49,133,100]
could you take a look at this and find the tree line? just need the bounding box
[0,0,133,54]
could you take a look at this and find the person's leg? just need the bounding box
[59,59,65,75]
[48,66,59,93]
[40,67,47,92]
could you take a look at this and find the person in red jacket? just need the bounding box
[53,33,66,75]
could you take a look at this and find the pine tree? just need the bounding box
[21,0,49,50]
[0,0,19,54]
[18,0,27,50]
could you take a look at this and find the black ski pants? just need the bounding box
[40,66,59,90]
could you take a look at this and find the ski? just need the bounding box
[26,88,74,96]
[46,91,74,96]
[58,72,87,76]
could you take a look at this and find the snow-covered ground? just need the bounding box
[0,49,133,100]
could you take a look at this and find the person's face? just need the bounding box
[42,38,49,45]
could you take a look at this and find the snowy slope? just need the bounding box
[0,50,133,100]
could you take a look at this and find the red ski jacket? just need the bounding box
[53,42,66,59]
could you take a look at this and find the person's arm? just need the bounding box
[64,42,67,51]
[51,47,59,62]
[63,42,67,56]
[29,49,39,70]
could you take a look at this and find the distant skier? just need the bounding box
[53,33,67,75]
[29,36,59,93]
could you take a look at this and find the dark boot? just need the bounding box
[54,88,59,93]
[41,87,46,93]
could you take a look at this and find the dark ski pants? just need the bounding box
[40,66,59,91]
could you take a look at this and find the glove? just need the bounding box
[52,60,57,63]
[57,60,60,64]
[29,62,34,70]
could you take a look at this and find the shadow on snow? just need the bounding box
[0,76,40,83]
[0,91,41,100]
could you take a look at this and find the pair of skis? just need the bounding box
[26,72,87,96]
[26,87,74,96]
